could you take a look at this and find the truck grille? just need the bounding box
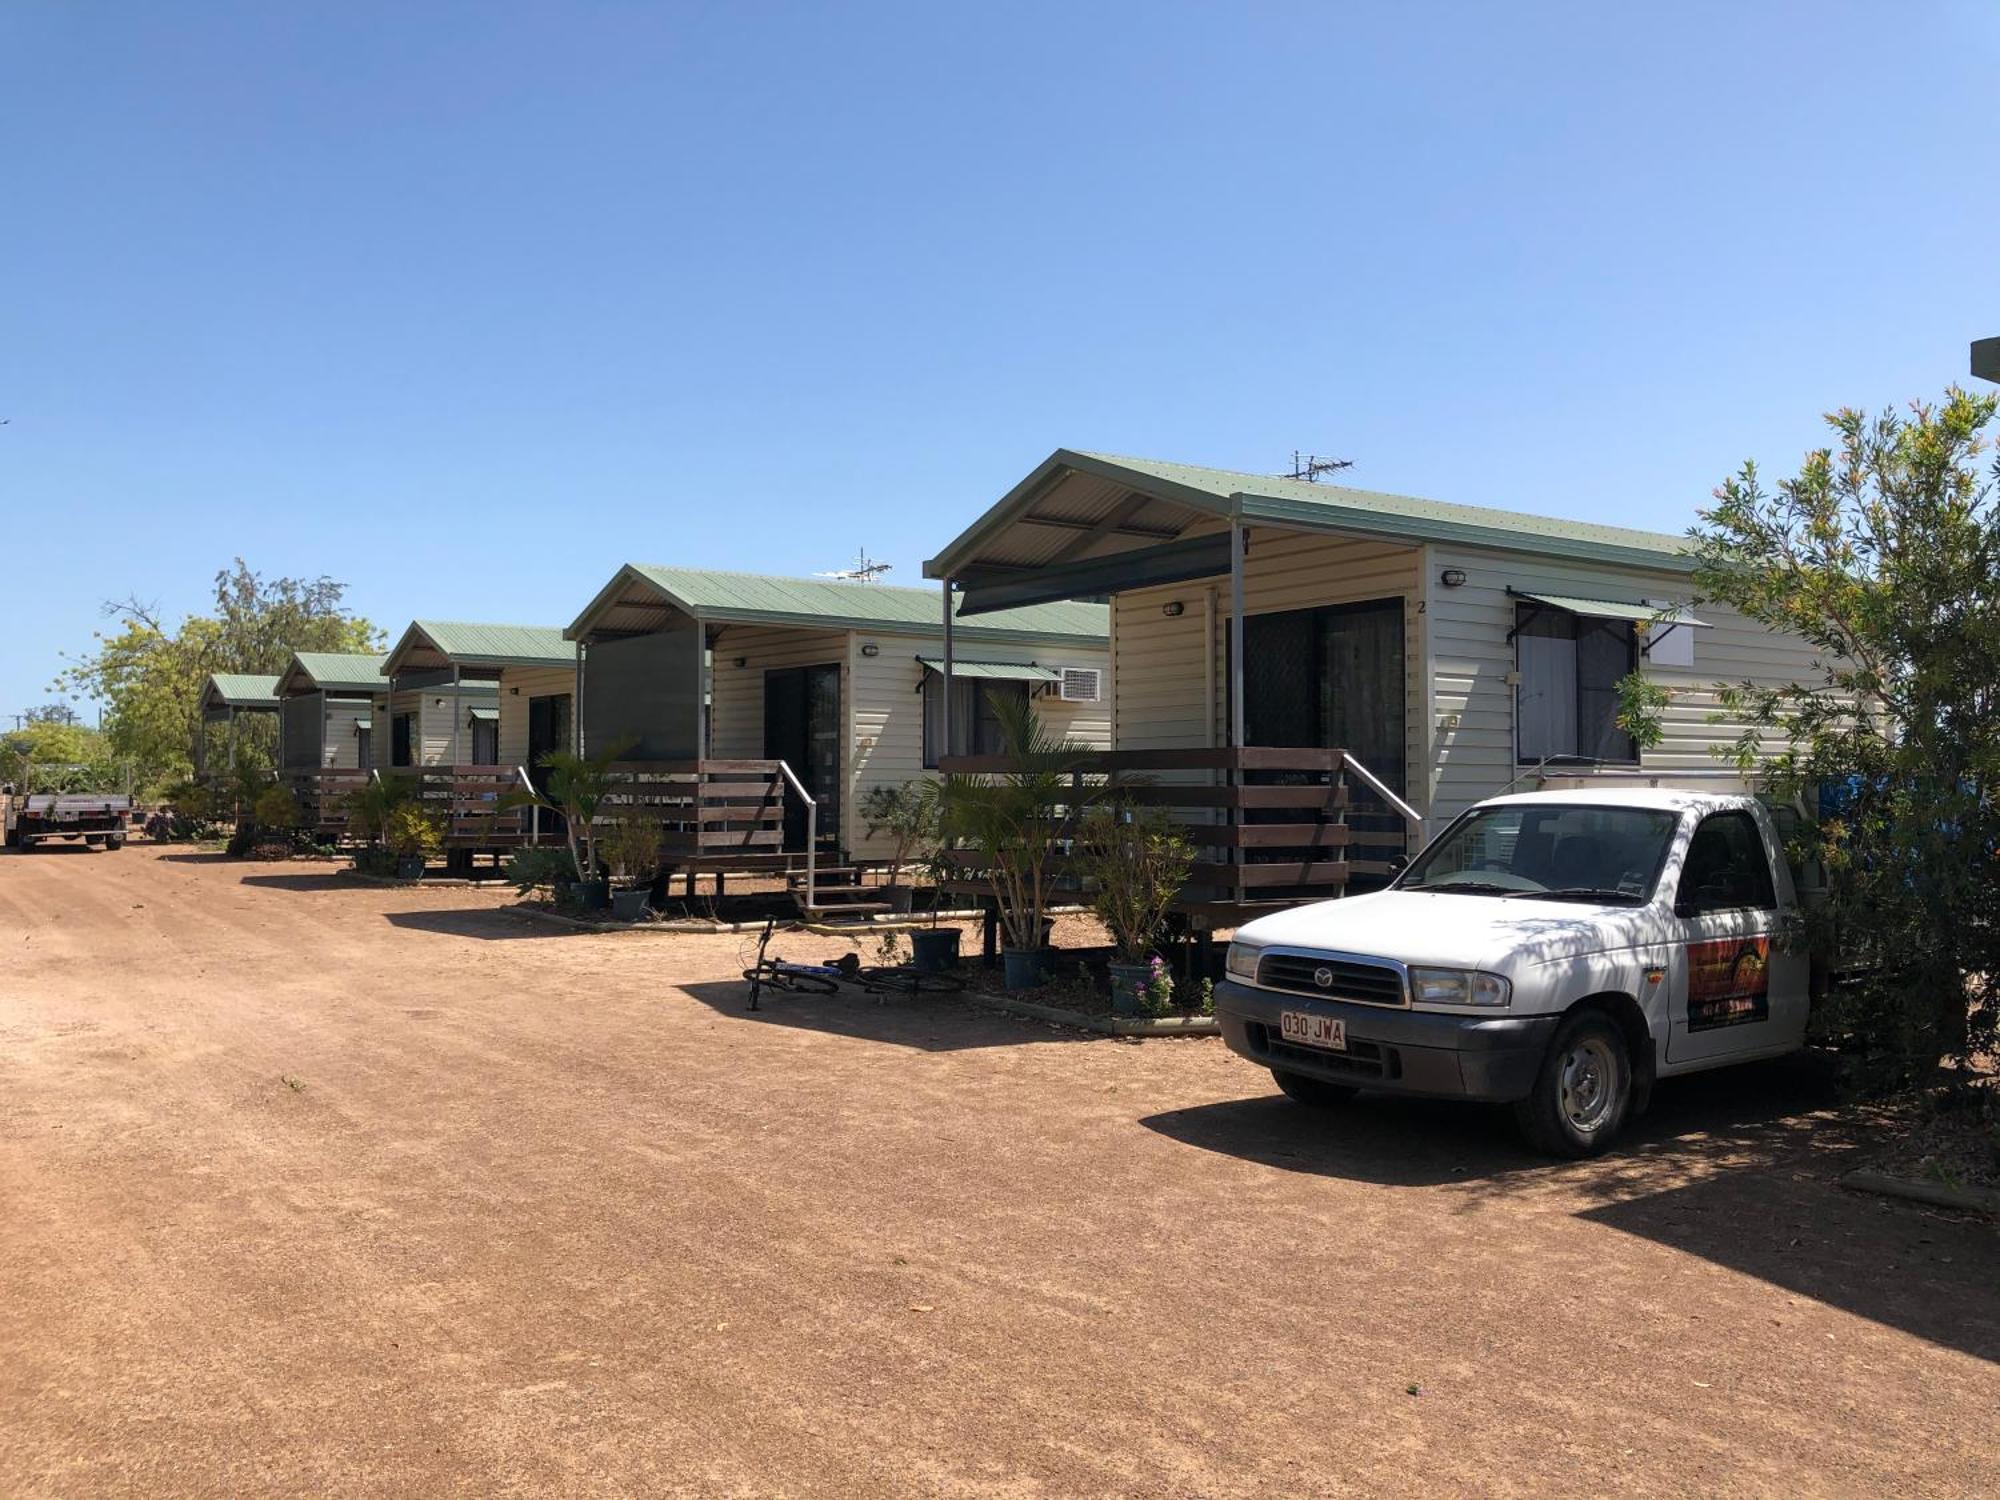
[1255,952,1406,1007]
[1253,1026,1398,1081]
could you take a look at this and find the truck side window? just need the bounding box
[1677,811,1776,914]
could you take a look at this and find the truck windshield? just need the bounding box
[1397,804,1681,904]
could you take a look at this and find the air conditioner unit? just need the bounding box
[1058,666,1102,703]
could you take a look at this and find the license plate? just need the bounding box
[1280,1011,1347,1051]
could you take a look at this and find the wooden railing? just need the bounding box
[601,760,791,870]
[278,767,373,839]
[384,765,536,847]
[933,746,1425,924]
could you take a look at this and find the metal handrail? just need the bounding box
[772,758,817,910]
[1338,752,1426,851]
[514,764,541,845]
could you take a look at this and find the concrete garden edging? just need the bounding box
[1839,1168,2000,1217]
[967,991,1220,1038]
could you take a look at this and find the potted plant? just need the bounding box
[501,736,636,911]
[935,693,1101,989]
[860,780,939,914]
[1076,800,1194,1014]
[504,844,574,902]
[600,813,662,921]
[908,847,961,972]
[383,801,444,881]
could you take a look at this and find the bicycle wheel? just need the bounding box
[743,965,840,996]
[858,966,967,996]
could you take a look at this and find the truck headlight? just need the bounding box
[1409,968,1511,1008]
[1224,941,1265,982]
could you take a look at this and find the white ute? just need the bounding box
[1214,789,1812,1157]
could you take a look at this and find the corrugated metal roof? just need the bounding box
[283,652,388,695]
[569,565,1109,645]
[914,657,1061,682]
[203,673,284,710]
[385,619,574,674]
[1515,591,1711,628]
[925,449,1697,578]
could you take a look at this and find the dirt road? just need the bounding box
[1,848,1992,1497]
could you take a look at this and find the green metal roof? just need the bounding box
[925,448,1697,578]
[568,565,1109,645]
[914,656,1060,682]
[383,619,574,675]
[202,673,284,711]
[1515,590,1710,628]
[280,652,388,696]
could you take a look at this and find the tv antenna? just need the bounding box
[1286,450,1352,483]
[816,548,893,584]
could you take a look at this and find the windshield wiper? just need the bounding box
[1406,880,1520,896]
[1521,887,1644,904]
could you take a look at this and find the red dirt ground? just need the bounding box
[1,846,1993,1497]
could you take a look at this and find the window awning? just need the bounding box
[466,706,499,722]
[1513,590,1711,630]
[352,717,373,732]
[915,657,1060,683]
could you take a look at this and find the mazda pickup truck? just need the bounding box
[1214,789,1811,1156]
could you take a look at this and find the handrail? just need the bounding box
[1339,752,1426,849]
[514,764,540,845]
[772,757,817,910]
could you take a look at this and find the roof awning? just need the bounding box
[1512,590,1711,630]
[466,706,499,722]
[916,657,1060,683]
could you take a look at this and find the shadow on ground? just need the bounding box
[1142,1053,1999,1364]
[678,978,1094,1053]
[383,908,577,941]
[153,850,233,864]
[240,872,366,893]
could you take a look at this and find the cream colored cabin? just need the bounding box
[927,451,1832,835]
[567,566,1109,861]
[380,622,572,770]
[273,652,389,772]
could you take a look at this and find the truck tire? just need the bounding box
[1514,1010,1631,1158]
[106,833,126,851]
[1272,1068,1359,1108]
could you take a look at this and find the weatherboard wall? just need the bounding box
[1422,543,1830,822]
[498,666,578,769]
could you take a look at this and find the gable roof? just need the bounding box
[382,620,573,676]
[924,448,1695,580]
[201,673,284,711]
[277,652,388,697]
[567,565,1109,646]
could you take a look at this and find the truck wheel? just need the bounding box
[106,833,126,851]
[1272,1068,1359,1108]
[1514,1011,1631,1158]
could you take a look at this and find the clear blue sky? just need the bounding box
[4,2,1995,718]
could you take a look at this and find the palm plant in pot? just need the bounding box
[1076,799,1194,1015]
[908,845,962,972]
[600,813,662,922]
[859,780,939,915]
[935,693,1101,989]
[383,801,445,881]
[500,736,636,911]
[344,773,418,878]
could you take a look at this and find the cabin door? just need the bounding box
[1241,597,1405,793]
[764,663,841,850]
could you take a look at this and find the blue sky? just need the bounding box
[3,2,1995,718]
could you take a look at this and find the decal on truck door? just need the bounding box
[1686,938,1771,1031]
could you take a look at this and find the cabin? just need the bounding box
[378,621,574,857]
[924,449,1828,927]
[565,566,1109,904]
[197,673,283,778]
[272,652,390,835]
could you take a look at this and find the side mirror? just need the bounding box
[1387,856,1408,876]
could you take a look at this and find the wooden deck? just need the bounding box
[933,746,1422,928]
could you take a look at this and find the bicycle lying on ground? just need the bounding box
[741,918,967,1010]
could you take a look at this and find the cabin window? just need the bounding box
[922,678,1029,768]
[1515,604,1637,765]
[391,712,415,767]
[470,717,498,765]
[356,727,373,771]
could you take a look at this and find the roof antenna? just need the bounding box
[1286,451,1352,484]
[816,548,893,584]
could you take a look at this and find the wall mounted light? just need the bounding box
[1161,600,1185,618]
[860,642,880,657]
[733,656,748,670]
[509,686,519,695]
[1439,568,1468,588]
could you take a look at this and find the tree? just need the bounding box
[22,702,81,727]
[1689,386,2000,1082]
[55,560,381,792]
[0,719,117,792]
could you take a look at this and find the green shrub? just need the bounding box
[505,845,574,896]
[383,803,445,861]
[252,783,303,831]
